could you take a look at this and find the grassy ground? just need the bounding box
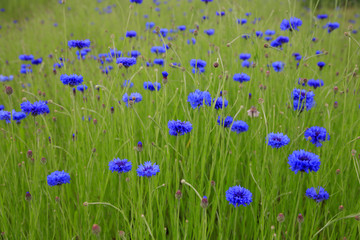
[0,0,360,239]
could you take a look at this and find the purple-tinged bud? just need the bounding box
[334,101,338,109]
[41,157,47,164]
[336,169,340,175]
[339,205,344,211]
[25,192,32,201]
[55,196,60,203]
[92,224,101,235]
[355,215,360,221]
[137,141,143,152]
[334,86,339,94]
[211,180,215,187]
[5,86,13,95]
[118,231,125,238]
[297,214,304,223]
[277,213,285,223]
[201,196,208,209]
[175,190,182,199]
[27,150,33,158]
[110,107,114,114]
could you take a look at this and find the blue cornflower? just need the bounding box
[76,84,88,92]
[266,133,290,148]
[47,170,70,186]
[307,79,324,89]
[144,82,161,91]
[178,25,186,31]
[109,48,122,58]
[0,110,11,123]
[241,60,252,68]
[231,120,249,134]
[146,22,155,30]
[271,36,289,47]
[109,158,132,173]
[153,58,164,66]
[187,89,211,109]
[19,54,34,61]
[20,64,32,74]
[126,31,137,38]
[256,31,263,38]
[288,150,320,174]
[151,46,166,54]
[116,57,137,67]
[204,29,215,36]
[213,97,228,109]
[317,14,328,19]
[60,74,84,86]
[0,105,4,111]
[12,110,26,123]
[239,53,251,61]
[241,34,250,39]
[317,61,325,70]
[68,39,91,49]
[130,50,141,58]
[216,11,225,16]
[137,161,160,177]
[122,80,134,88]
[327,22,340,33]
[201,0,213,3]
[122,93,142,107]
[280,17,303,31]
[31,58,43,65]
[168,120,192,136]
[233,73,251,83]
[272,61,285,72]
[225,185,252,207]
[20,101,50,116]
[190,59,207,69]
[238,19,247,25]
[217,116,233,128]
[264,36,272,41]
[306,187,329,202]
[304,126,330,147]
[130,0,143,3]
[162,71,168,78]
[293,53,302,61]
[0,75,14,82]
[265,30,276,35]
[291,89,315,111]
[159,28,168,37]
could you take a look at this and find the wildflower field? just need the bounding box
[1,0,360,239]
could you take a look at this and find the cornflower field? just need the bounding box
[1,0,360,239]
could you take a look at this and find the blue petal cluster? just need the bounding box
[288,150,320,174]
[0,110,11,123]
[47,170,71,186]
[136,161,160,177]
[266,133,290,148]
[109,158,132,173]
[225,185,252,207]
[144,82,161,91]
[68,39,91,49]
[12,110,27,123]
[126,31,137,38]
[213,97,228,110]
[233,73,251,83]
[217,116,233,128]
[122,93,142,107]
[272,61,285,72]
[187,89,211,109]
[231,120,249,134]
[304,126,330,147]
[280,17,303,31]
[116,57,137,67]
[168,120,193,136]
[308,79,324,89]
[305,187,329,202]
[20,100,50,116]
[60,74,84,86]
[291,89,315,111]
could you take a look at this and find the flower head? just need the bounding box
[266,133,290,148]
[304,126,330,147]
[60,74,84,86]
[122,93,142,107]
[280,17,302,31]
[126,31,137,38]
[217,116,233,128]
[204,29,215,36]
[19,54,34,61]
[305,187,329,202]
[109,158,132,173]
[168,120,192,136]
[307,79,324,89]
[76,84,88,92]
[231,120,249,134]
[239,53,251,61]
[0,110,11,123]
[213,97,228,109]
[153,58,164,66]
[327,22,340,33]
[136,161,160,177]
[68,40,91,49]
[116,57,137,68]
[233,73,251,83]
[288,150,320,174]
[144,82,161,91]
[225,185,252,207]
[291,89,315,111]
[12,110,26,123]
[187,89,211,109]
[47,170,71,186]
[272,61,285,72]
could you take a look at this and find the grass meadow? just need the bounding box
[0,0,360,239]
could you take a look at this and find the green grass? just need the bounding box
[0,0,360,239]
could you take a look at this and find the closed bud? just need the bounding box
[355,215,360,221]
[5,86,13,95]
[92,224,101,235]
[297,214,304,223]
[277,213,285,223]
[118,231,125,238]
[339,205,344,211]
[213,62,219,68]
[27,150,33,158]
[41,157,47,164]
[334,101,338,108]
[175,190,182,199]
[334,86,339,94]
[200,196,208,208]
[25,192,32,201]
[264,43,269,48]
[137,141,143,152]
[211,180,215,187]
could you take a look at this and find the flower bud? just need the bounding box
[92,224,101,235]
[200,196,208,209]
[175,190,182,199]
[25,192,32,201]
[277,213,285,223]
[297,214,304,223]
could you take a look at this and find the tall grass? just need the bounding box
[0,0,360,239]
